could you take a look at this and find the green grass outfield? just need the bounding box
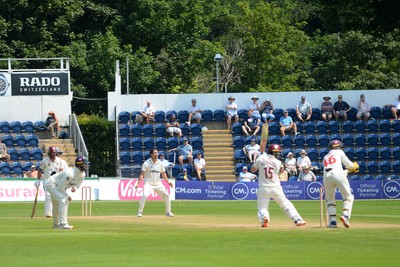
[0,200,399,267]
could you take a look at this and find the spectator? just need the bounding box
[0,139,10,162]
[177,168,193,181]
[239,166,257,182]
[187,98,202,125]
[46,111,59,139]
[333,95,351,121]
[388,94,400,120]
[278,165,288,182]
[284,152,297,176]
[24,165,38,178]
[168,137,193,165]
[296,149,311,172]
[356,94,370,121]
[321,96,334,122]
[226,96,239,130]
[243,137,260,163]
[159,152,173,177]
[165,114,182,137]
[260,98,275,123]
[296,96,312,122]
[242,116,261,136]
[141,101,155,124]
[248,96,261,119]
[279,110,299,136]
[297,166,316,181]
[193,153,206,181]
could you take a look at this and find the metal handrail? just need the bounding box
[69,113,89,175]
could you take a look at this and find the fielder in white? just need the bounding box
[135,149,174,217]
[251,144,306,228]
[43,156,89,229]
[34,146,69,217]
[323,140,359,228]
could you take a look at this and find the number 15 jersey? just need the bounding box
[253,154,282,187]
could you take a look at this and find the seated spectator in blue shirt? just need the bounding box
[333,95,351,121]
[279,110,299,136]
[242,116,261,136]
[296,96,312,122]
[168,137,193,165]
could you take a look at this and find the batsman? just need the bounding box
[323,140,359,228]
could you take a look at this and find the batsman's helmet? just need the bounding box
[329,139,343,150]
[75,156,90,167]
[267,144,282,155]
[47,146,57,156]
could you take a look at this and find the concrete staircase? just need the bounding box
[203,129,236,182]
[39,138,77,167]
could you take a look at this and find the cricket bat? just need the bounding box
[30,188,39,219]
[259,123,269,153]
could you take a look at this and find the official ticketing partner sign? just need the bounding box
[10,72,69,95]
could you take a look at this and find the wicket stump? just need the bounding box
[81,186,92,216]
[319,186,328,228]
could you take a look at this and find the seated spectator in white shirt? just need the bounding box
[141,101,155,124]
[297,166,316,181]
[187,99,202,125]
[356,94,370,121]
[194,153,206,181]
[296,149,311,172]
[239,166,256,182]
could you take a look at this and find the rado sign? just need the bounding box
[11,72,69,95]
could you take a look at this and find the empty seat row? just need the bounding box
[119,123,202,137]
[119,150,204,165]
[7,147,43,161]
[349,174,400,180]
[0,121,48,134]
[0,161,40,176]
[119,136,203,151]
[1,134,39,148]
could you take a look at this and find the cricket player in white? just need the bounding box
[135,149,174,217]
[323,140,359,228]
[43,156,89,229]
[34,146,69,217]
[252,144,306,228]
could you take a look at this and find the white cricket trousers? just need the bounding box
[323,170,354,218]
[138,182,171,214]
[257,185,303,223]
[44,180,69,226]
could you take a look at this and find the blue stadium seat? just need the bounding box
[366,147,379,160]
[234,149,246,161]
[192,149,204,157]
[363,174,374,180]
[379,119,391,132]
[347,107,357,121]
[19,148,31,161]
[172,164,181,178]
[354,133,367,146]
[8,148,19,161]
[132,151,144,164]
[316,175,323,181]
[366,133,379,146]
[166,110,178,121]
[393,133,400,146]
[381,106,393,119]
[355,147,367,160]
[330,133,342,142]
[119,124,131,137]
[286,108,296,120]
[34,121,46,132]
[167,137,179,149]
[190,123,202,136]
[393,147,400,159]
[237,109,248,121]
[130,137,142,151]
[369,106,381,119]
[367,161,379,174]
[244,135,253,145]
[201,110,213,122]
[318,134,330,147]
[304,121,316,134]
[119,138,131,150]
[282,149,293,158]
[231,122,243,135]
[366,120,379,133]
[177,110,189,123]
[379,146,392,160]
[268,135,281,145]
[235,162,245,175]
[307,148,319,161]
[281,135,293,148]
[311,108,322,121]
[273,109,285,122]
[0,121,10,133]
[130,111,141,122]
[23,161,35,172]
[294,148,304,158]
[355,120,367,133]
[143,137,155,150]
[342,134,354,147]
[318,147,329,159]
[22,121,35,133]
[379,133,392,145]
[388,174,400,180]
[213,109,225,122]
[14,134,26,147]
[142,124,154,137]
[9,121,22,133]
[143,151,151,160]
[154,110,166,123]
[131,124,143,137]
[118,111,130,124]
[328,121,340,133]
[294,121,304,133]
[316,121,328,134]
[379,161,392,174]
[182,164,193,174]
[2,134,14,148]
[393,120,400,132]
[294,134,305,147]
[357,162,367,174]
[344,147,355,161]
[31,148,43,160]
[375,175,387,180]
[233,136,245,148]
[342,120,355,133]
[191,136,203,150]
[155,137,167,150]
[305,134,318,147]
[0,162,11,176]
[154,124,166,137]
[268,122,280,135]
[288,176,298,182]
[119,152,131,165]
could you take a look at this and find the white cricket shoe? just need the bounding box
[340,215,350,228]
[137,212,143,217]
[328,221,337,228]
[261,217,268,228]
[59,224,74,230]
[166,212,175,217]
[295,220,306,227]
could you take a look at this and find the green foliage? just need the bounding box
[77,114,116,177]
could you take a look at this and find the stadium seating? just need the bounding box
[343,147,355,161]
[304,121,316,134]
[131,137,143,150]
[143,137,155,150]
[234,149,246,161]
[367,120,379,132]
[34,121,46,131]
[330,133,342,142]
[190,124,202,136]
[119,152,131,165]
[119,138,131,150]
[311,108,322,121]
[305,134,318,147]
[393,133,400,146]
[355,120,367,133]
[31,148,43,160]
[119,125,130,137]
[288,176,298,181]
[367,133,379,146]
[369,106,381,119]
[233,136,245,148]
[193,149,204,157]
[268,122,280,135]
[23,161,35,172]
[167,137,179,149]
[393,147,400,159]
[237,109,248,121]
[388,174,400,180]
[177,110,189,123]
[355,147,367,160]
[319,147,329,159]
[172,164,181,178]
[154,124,166,137]
[273,109,285,122]
[375,175,387,180]
[286,108,296,120]
[363,174,374,180]
[316,121,327,133]
[294,134,305,147]
[391,161,400,173]
[393,120,400,132]
[379,146,392,160]
[2,135,14,147]
[118,111,130,124]
[342,120,355,133]
[10,121,22,133]
[14,135,26,147]
[19,148,31,161]
[307,148,319,161]
[381,106,393,119]
[347,107,357,121]
[366,147,379,160]
[379,119,391,132]
[8,148,19,161]
[22,121,35,133]
[354,133,367,146]
[231,122,243,135]
[318,134,330,147]
[328,121,340,133]
[132,151,144,165]
[131,124,143,137]
[379,133,392,145]
[342,134,354,147]
[142,124,154,137]
[143,151,151,160]
[166,110,178,121]
[155,137,167,150]
[154,110,166,123]
[191,136,203,150]
[130,111,141,122]
[294,121,304,133]
[178,123,189,136]
[358,162,367,174]
[0,162,11,176]
[281,135,293,148]
[379,161,392,174]
[0,121,10,133]
[268,135,280,145]
[201,110,213,122]
[213,109,225,122]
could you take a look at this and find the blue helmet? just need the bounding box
[75,156,90,167]
[328,139,343,149]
